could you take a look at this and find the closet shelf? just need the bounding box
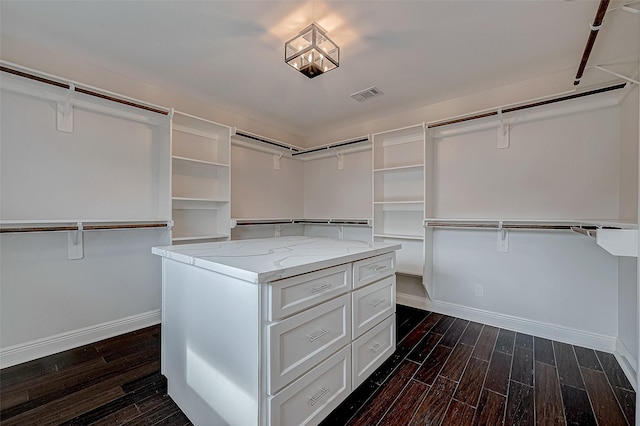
[425,218,638,257]
[172,197,228,207]
[373,164,424,173]
[424,218,638,229]
[1,61,170,126]
[172,234,229,242]
[0,219,172,234]
[231,218,372,227]
[373,233,424,241]
[373,200,424,206]
[171,156,229,168]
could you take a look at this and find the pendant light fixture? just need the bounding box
[285,23,339,79]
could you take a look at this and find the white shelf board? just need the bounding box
[172,156,229,168]
[597,229,638,257]
[373,233,424,241]
[172,234,229,242]
[424,217,638,229]
[172,197,228,202]
[172,198,228,211]
[0,218,171,225]
[373,164,424,173]
[374,201,424,206]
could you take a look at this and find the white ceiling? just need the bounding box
[1,1,638,140]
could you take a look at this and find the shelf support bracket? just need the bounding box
[57,83,75,133]
[337,225,344,240]
[275,224,282,237]
[67,221,84,260]
[497,109,510,149]
[273,150,285,170]
[497,221,509,252]
[333,150,344,170]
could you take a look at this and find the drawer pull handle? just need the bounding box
[370,342,383,352]
[372,265,387,272]
[309,387,331,406]
[370,298,386,308]
[308,329,331,342]
[310,283,332,294]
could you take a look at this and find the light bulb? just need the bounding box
[308,53,313,62]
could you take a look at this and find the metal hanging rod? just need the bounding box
[234,130,300,152]
[0,221,170,234]
[295,219,371,226]
[232,218,371,227]
[574,0,610,85]
[427,82,626,129]
[291,137,370,157]
[424,222,582,230]
[0,65,169,115]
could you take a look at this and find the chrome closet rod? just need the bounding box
[0,222,169,234]
[574,0,611,85]
[291,137,370,157]
[0,65,168,115]
[427,82,625,128]
[234,131,300,152]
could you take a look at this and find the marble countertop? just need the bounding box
[152,236,401,283]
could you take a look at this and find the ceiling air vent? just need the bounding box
[350,86,383,102]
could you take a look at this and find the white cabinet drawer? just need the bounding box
[352,276,396,339]
[352,252,395,289]
[269,346,351,426]
[352,314,395,389]
[268,294,351,394]
[268,264,352,321]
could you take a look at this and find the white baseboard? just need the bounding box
[396,293,617,353]
[615,338,638,391]
[0,310,161,369]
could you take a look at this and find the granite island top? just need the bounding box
[152,236,401,283]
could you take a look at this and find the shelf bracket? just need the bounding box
[57,83,75,133]
[337,225,344,240]
[497,221,509,252]
[273,150,285,170]
[597,229,638,257]
[333,149,344,170]
[275,224,282,237]
[67,221,84,260]
[497,109,510,149]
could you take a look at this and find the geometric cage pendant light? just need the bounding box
[285,23,339,78]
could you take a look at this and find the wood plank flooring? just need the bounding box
[1,305,635,425]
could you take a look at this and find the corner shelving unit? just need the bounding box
[372,123,426,276]
[171,111,232,244]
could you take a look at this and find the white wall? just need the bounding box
[230,145,304,219]
[0,34,306,147]
[433,105,621,219]
[0,76,171,367]
[303,150,372,219]
[432,230,618,340]
[423,102,626,348]
[0,229,166,348]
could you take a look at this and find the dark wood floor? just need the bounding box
[0,305,635,425]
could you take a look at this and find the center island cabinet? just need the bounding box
[152,236,400,426]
